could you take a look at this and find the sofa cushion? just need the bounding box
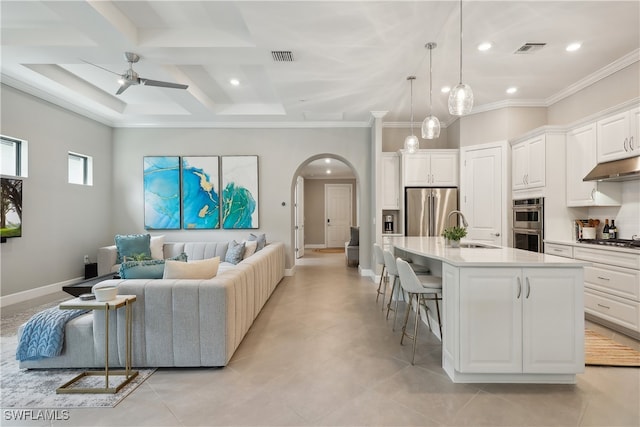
[243,240,258,259]
[150,235,165,260]
[115,234,151,263]
[163,257,220,279]
[248,233,266,251]
[119,253,188,279]
[225,240,245,264]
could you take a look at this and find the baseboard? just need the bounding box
[0,277,81,308]
[285,267,295,276]
[304,244,325,249]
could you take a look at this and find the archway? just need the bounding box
[290,154,361,268]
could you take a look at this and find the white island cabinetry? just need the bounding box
[455,267,583,375]
[392,236,587,384]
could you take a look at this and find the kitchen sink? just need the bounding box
[458,243,499,249]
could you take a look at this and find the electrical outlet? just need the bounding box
[83,255,90,264]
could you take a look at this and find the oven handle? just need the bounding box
[512,206,542,212]
[513,228,542,235]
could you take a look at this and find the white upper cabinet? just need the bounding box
[512,135,545,191]
[566,123,621,207]
[402,150,459,187]
[596,106,640,162]
[381,153,400,209]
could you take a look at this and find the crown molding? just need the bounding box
[546,48,640,106]
[113,121,372,129]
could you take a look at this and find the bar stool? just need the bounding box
[382,249,401,323]
[373,244,387,303]
[396,257,443,365]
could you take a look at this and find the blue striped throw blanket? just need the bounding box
[16,306,89,361]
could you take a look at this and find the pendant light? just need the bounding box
[448,0,474,116]
[422,42,441,139]
[404,76,419,153]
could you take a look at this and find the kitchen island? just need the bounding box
[390,236,589,384]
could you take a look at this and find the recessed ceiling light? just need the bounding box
[506,87,518,94]
[325,158,331,164]
[566,42,581,52]
[478,42,492,51]
[230,78,240,86]
[326,169,332,174]
[441,86,451,93]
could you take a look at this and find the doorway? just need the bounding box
[325,183,353,248]
[460,142,508,246]
[293,156,358,263]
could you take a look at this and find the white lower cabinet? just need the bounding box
[456,267,584,375]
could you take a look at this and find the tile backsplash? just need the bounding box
[587,180,640,239]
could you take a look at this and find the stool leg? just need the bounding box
[386,276,397,319]
[411,294,420,365]
[400,292,413,346]
[375,265,386,302]
[435,295,443,339]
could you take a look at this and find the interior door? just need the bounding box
[325,184,352,248]
[462,145,504,245]
[295,176,305,258]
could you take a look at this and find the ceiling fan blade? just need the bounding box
[116,81,132,95]
[80,59,121,76]
[140,78,188,90]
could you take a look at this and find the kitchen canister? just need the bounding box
[582,227,596,239]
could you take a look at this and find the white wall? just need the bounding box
[0,85,113,297]
[111,127,372,270]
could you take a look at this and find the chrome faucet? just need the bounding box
[447,210,469,228]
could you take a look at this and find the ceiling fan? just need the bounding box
[84,52,188,95]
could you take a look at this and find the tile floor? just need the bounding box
[2,251,639,426]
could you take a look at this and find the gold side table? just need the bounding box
[57,295,138,394]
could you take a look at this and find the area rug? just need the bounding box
[1,296,155,408]
[585,329,640,367]
[1,334,156,409]
[313,248,345,254]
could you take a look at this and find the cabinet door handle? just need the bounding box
[525,277,531,299]
[590,188,596,201]
[494,232,501,237]
[597,276,610,281]
[597,303,610,310]
[623,137,629,152]
[630,136,635,150]
[516,277,522,299]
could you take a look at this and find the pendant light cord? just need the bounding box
[410,77,415,136]
[429,48,433,115]
[459,0,463,84]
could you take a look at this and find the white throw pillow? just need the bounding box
[163,257,220,279]
[243,240,258,259]
[150,235,165,260]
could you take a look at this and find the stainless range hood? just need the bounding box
[583,156,640,182]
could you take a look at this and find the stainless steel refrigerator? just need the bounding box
[405,188,459,236]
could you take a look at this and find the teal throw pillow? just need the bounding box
[115,234,151,264]
[248,233,266,251]
[225,240,246,265]
[119,253,187,279]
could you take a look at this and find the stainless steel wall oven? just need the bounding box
[512,198,544,253]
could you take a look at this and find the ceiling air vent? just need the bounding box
[514,42,547,54]
[271,51,294,62]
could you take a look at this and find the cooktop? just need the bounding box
[578,238,640,249]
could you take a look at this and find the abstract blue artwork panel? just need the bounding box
[182,156,220,229]
[221,156,259,229]
[144,156,180,230]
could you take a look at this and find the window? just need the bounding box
[68,152,93,186]
[1,135,28,177]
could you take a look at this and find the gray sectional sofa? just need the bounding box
[19,241,285,369]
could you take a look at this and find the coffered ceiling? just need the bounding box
[1,1,638,128]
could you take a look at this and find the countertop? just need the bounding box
[544,239,640,255]
[390,236,590,268]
